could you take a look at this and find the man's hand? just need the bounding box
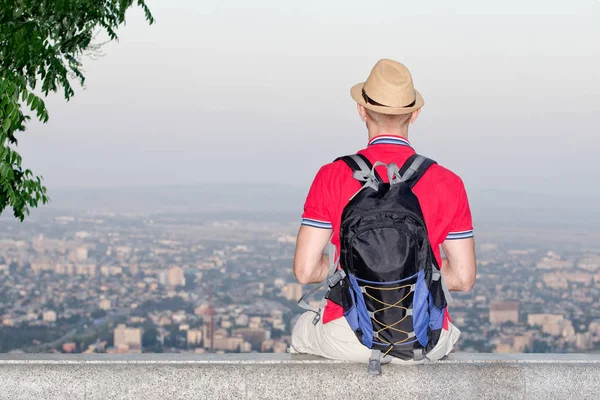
[441,237,477,292]
[293,225,333,284]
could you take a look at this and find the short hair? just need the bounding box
[366,109,412,127]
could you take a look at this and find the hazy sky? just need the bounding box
[17,0,600,199]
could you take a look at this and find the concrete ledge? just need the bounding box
[1,353,600,399]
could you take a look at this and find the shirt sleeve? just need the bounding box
[301,165,333,229]
[445,177,474,240]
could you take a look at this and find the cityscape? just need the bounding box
[1,206,600,356]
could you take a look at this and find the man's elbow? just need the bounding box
[457,277,475,292]
[456,270,476,292]
[293,262,312,285]
[294,270,312,285]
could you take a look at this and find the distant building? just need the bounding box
[240,342,252,353]
[168,266,185,287]
[194,304,210,317]
[588,321,600,338]
[261,339,274,352]
[249,316,262,329]
[187,329,203,346]
[549,320,575,338]
[261,340,288,353]
[43,310,57,323]
[129,262,139,275]
[2,318,14,327]
[235,314,249,326]
[221,320,232,329]
[543,273,569,289]
[578,254,600,272]
[513,335,533,352]
[99,299,112,311]
[114,324,142,352]
[100,265,123,276]
[172,311,187,324]
[527,314,564,327]
[75,247,88,261]
[69,246,88,262]
[75,231,90,239]
[273,341,288,353]
[159,270,169,286]
[212,332,244,352]
[494,340,513,354]
[528,314,575,337]
[282,283,303,301]
[537,251,574,270]
[75,264,97,277]
[235,328,267,349]
[489,301,519,325]
[576,332,593,351]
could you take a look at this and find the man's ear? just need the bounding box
[409,109,421,124]
[357,104,368,122]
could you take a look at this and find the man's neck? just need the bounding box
[367,127,409,141]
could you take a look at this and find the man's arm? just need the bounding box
[440,237,476,292]
[293,225,333,285]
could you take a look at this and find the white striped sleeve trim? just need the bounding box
[446,230,474,240]
[301,218,333,229]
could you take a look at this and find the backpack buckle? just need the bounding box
[327,270,345,288]
[367,358,382,375]
[367,350,383,375]
[312,312,321,325]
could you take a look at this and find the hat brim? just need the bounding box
[350,83,424,115]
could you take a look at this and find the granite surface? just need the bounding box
[1,353,600,399]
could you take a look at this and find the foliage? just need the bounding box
[0,0,154,220]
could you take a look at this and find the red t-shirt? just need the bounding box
[301,135,474,328]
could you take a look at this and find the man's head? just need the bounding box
[357,105,420,135]
[350,59,423,138]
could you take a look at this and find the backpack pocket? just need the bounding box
[427,278,446,332]
[348,223,420,282]
[412,270,431,348]
[338,277,360,337]
[346,272,420,350]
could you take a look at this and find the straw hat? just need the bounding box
[351,59,424,115]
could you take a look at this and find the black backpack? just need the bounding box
[323,153,453,374]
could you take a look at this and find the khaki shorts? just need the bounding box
[290,310,461,364]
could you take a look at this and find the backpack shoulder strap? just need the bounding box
[334,154,383,183]
[396,154,437,188]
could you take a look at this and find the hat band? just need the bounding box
[362,88,416,108]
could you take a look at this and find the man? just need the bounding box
[290,59,476,364]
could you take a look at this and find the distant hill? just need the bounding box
[45,184,307,214]
[15,184,600,230]
[469,188,600,230]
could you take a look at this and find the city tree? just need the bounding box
[0,0,154,221]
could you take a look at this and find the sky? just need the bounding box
[16,0,600,202]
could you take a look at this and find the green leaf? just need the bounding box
[6,84,15,97]
[2,118,11,133]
